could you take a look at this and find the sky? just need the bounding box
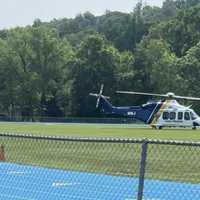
[0,0,164,29]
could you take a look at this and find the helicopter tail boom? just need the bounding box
[89,85,164,121]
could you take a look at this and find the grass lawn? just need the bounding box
[0,122,199,184]
[0,122,200,141]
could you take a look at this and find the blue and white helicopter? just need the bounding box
[90,85,200,129]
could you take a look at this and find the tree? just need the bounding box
[68,34,120,116]
[147,4,200,57]
[4,27,74,118]
[161,0,178,20]
[29,27,74,117]
[177,42,200,95]
[0,39,21,117]
[115,51,136,106]
[176,41,200,112]
[98,12,136,51]
[134,39,179,94]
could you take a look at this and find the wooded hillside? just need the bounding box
[1,0,200,119]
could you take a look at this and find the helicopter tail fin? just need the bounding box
[98,96,113,113]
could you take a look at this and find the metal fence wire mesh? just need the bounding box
[0,133,199,200]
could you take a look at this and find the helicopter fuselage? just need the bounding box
[90,85,200,129]
[149,100,200,129]
[98,97,200,129]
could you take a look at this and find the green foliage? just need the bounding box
[68,34,119,116]
[0,39,21,115]
[176,42,200,112]
[0,26,74,118]
[123,38,179,106]
[0,0,200,118]
[98,12,136,51]
[148,4,200,56]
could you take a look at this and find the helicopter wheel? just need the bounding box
[158,126,163,130]
[192,126,197,130]
[151,125,157,129]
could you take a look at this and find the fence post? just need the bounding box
[0,145,5,161]
[137,141,148,200]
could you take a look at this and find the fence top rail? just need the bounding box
[0,132,200,146]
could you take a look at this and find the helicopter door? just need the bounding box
[178,112,183,120]
[176,112,184,126]
[169,111,177,126]
[183,111,193,127]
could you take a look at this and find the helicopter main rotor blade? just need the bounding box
[116,91,168,98]
[116,91,200,101]
[173,95,200,101]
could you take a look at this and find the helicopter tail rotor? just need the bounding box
[89,84,110,108]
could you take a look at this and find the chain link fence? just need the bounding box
[0,115,140,124]
[0,133,199,200]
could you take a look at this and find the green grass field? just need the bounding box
[0,122,199,184]
[0,122,200,141]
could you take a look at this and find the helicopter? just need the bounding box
[90,85,200,129]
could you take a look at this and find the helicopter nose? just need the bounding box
[193,118,200,127]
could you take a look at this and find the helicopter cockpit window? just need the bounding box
[190,111,197,120]
[170,112,176,120]
[178,112,183,120]
[184,112,190,120]
[163,112,169,120]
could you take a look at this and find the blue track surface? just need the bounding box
[0,163,199,200]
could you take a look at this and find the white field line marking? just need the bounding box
[0,169,136,192]
[7,170,29,175]
[52,181,79,187]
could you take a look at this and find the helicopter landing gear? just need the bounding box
[151,125,163,129]
[192,126,197,130]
